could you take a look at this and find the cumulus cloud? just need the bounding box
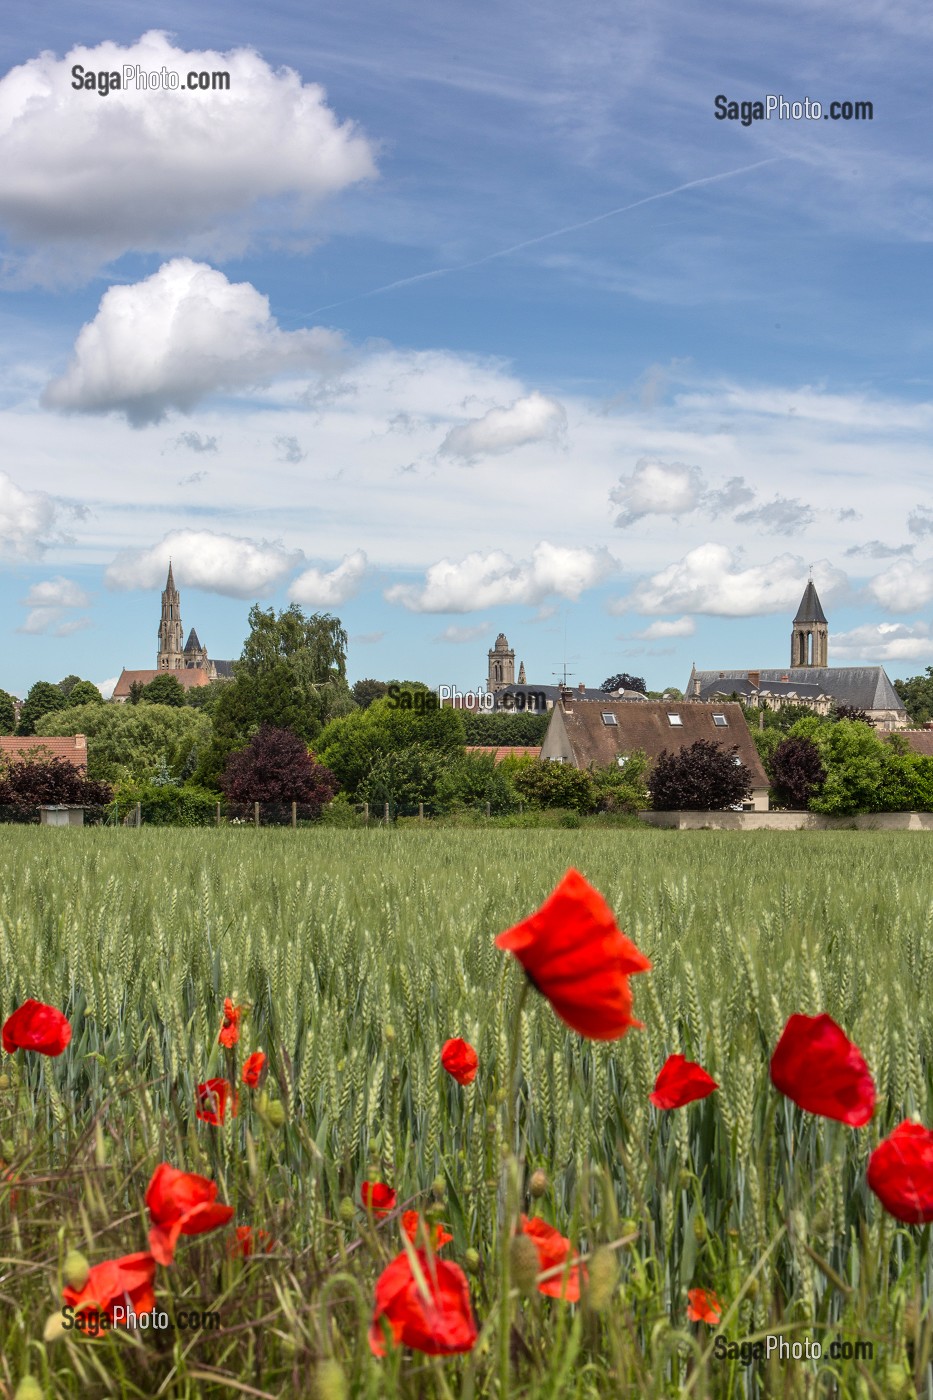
[385,542,617,613]
[18,608,91,636]
[620,544,847,617]
[832,621,932,663]
[173,432,218,454]
[733,495,814,535]
[289,550,367,606]
[634,616,696,640]
[438,392,566,463]
[845,540,913,559]
[42,259,345,425]
[0,471,64,561]
[96,677,118,700]
[868,557,933,612]
[106,529,302,598]
[0,31,375,272]
[611,459,755,527]
[20,576,90,609]
[908,506,933,538]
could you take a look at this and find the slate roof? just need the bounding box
[0,734,88,769]
[698,677,825,700]
[211,659,235,678]
[688,668,905,713]
[184,628,203,653]
[489,683,649,711]
[544,700,769,791]
[794,581,828,624]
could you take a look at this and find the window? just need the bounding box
[601,712,618,726]
[733,755,742,766]
[712,713,728,726]
[667,713,683,726]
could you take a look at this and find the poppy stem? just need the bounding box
[499,976,531,1393]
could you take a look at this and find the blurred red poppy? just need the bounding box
[2,999,71,1056]
[867,1120,933,1224]
[495,869,651,1040]
[145,1162,234,1265]
[62,1251,156,1324]
[769,1013,875,1126]
[519,1215,587,1301]
[369,1249,477,1356]
[401,1210,453,1251]
[687,1287,722,1324]
[241,1051,266,1087]
[228,1225,276,1257]
[441,1038,478,1085]
[195,1077,239,1125]
[361,1181,397,1218]
[650,1054,718,1109]
[218,998,242,1049]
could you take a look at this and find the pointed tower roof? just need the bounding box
[793,581,827,625]
[184,628,202,653]
[165,560,177,593]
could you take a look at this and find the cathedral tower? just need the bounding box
[487,633,515,691]
[157,562,185,669]
[791,580,828,667]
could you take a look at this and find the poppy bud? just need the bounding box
[464,1248,480,1274]
[63,1248,89,1290]
[510,1232,541,1294]
[426,1200,446,1222]
[746,1277,759,1299]
[0,1074,9,1090]
[693,1215,707,1244]
[265,1101,286,1129]
[529,1169,549,1198]
[485,1104,496,1122]
[385,1025,395,1042]
[585,1246,618,1311]
[432,1174,446,1199]
[679,1169,693,1190]
[313,1358,348,1400]
[881,1361,913,1397]
[14,1380,44,1400]
[620,1218,638,1245]
[338,1196,356,1224]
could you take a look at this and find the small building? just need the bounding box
[0,734,88,770]
[541,698,770,811]
[39,805,85,827]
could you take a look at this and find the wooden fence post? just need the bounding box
[485,801,491,818]
[384,801,390,825]
[363,802,369,824]
[216,800,221,827]
[253,801,260,828]
[291,800,297,829]
[135,801,141,828]
[418,801,424,822]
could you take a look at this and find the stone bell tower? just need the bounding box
[487,633,515,692]
[157,562,185,670]
[791,579,828,668]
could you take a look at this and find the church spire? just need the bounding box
[157,561,184,669]
[791,580,828,667]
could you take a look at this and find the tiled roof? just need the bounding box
[111,668,211,697]
[0,734,88,769]
[894,730,933,756]
[464,746,542,762]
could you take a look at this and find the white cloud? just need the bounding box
[635,616,696,639]
[845,540,913,559]
[908,506,933,538]
[43,259,345,425]
[438,392,566,462]
[621,544,848,617]
[21,576,90,608]
[868,557,933,612]
[0,471,62,561]
[96,677,118,699]
[386,541,617,613]
[433,623,491,643]
[0,31,375,274]
[106,529,302,598]
[832,621,932,663]
[734,495,814,536]
[17,607,91,636]
[611,458,705,527]
[289,550,368,606]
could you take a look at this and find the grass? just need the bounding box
[1,827,931,1398]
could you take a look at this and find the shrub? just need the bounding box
[0,755,112,809]
[588,752,650,813]
[512,760,596,813]
[650,740,752,811]
[770,737,827,809]
[115,782,220,826]
[221,726,338,813]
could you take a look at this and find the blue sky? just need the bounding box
[2,0,933,699]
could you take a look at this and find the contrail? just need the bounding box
[305,156,785,317]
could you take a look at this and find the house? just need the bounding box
[540,698,770,811]
[111,667,213,703]
[0,734,88,770]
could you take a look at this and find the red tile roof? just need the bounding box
[465,746,542,762]
[111,667,211,699]
[0,734,88,770]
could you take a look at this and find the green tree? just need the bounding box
[894,668,933,726]
[16,681,68,736]
[434,750,520,815]
[317,696,465,798]
[36,702,210,785]
[193,661,314,789]
[57,674,82,698]
[461,711,549,745]
[139,673,187,707]
[67,680,104,707]
[351,679,390,709]
[791,716,889,815]
[588,752,650,813]
[358,744,451,815]
[0,689,16,734]
[239,603,347,679]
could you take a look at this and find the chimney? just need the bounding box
[578,682,586,694]
[748,671,760,689]
[75,734,86,748]
[780,674,789,683]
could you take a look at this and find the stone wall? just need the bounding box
[639,810,933,831]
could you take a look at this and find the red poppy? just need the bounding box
[218,998,242,1049]
[369,1249,478,1356]
[441,1038,479,1086]
[2,999,71,1056]
[145,1162,234,1265]
[62,1251,157,1324]
[687,1287,722,1324]
[228,1225,276,1257]
[195,1078,239,1125]
[519,1215,587,1302]
[769,1013,875,1126]
[361,1181,397,1218]
[495,869,651,1040]
[650,1054,718,1109]
[867,1120,933,1224]
[241,1051,266,1087]
[401,1210,453,1251]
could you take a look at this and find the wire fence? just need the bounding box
[0,799,524,828]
